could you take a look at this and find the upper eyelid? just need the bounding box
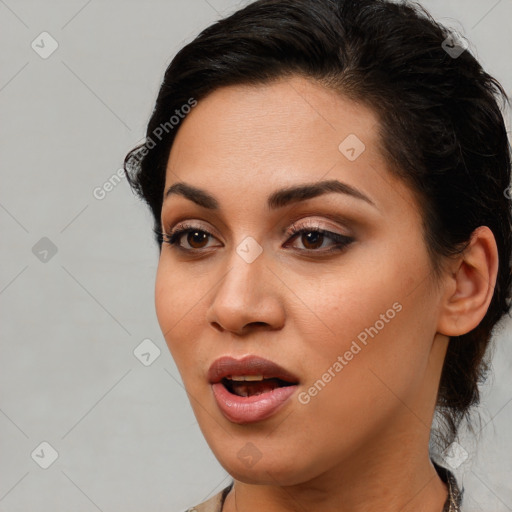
[166,219,349,238]
[167,220,219,239]
[161,203,363,234]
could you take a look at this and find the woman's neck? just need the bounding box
[222,432,449,512]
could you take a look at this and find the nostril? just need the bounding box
[211,322,223,332]
[249,322,268,328]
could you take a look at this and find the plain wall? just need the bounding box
[1,0,511,510]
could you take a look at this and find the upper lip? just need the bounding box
[207,355,300,384]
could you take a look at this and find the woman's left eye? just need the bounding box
[160,223,354,253]
[286,226,354,252]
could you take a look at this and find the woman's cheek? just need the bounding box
[155,262,191,334]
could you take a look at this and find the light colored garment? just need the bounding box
[184,482,233,512]
[184,461,462,511]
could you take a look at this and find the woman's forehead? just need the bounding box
[163,77,416,222]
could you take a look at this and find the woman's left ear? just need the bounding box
[437,226,499,337]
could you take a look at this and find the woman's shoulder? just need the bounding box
[182,482,234,512]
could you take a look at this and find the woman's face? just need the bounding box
[155,75,449,485]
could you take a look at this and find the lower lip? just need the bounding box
[211,382,297,424]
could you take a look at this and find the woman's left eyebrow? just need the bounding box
[163,179,377,211]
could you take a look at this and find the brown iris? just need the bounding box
[299,231,324,250]
[187,230,209,249]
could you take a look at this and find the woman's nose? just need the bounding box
[205,242,285,335]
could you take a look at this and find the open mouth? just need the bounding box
[222,376,296,397]
[209,358,300,422]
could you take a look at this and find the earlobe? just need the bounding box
[437,226,499,337]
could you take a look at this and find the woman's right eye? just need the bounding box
[162,226,219,251]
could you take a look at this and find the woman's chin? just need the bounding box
[215,453,312,486]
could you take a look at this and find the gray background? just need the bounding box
[1,0,511,510]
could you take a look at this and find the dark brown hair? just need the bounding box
[123,0,512,449]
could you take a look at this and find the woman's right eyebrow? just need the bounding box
[163,180,378,211]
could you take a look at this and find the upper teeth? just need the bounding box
[228,375,264,381]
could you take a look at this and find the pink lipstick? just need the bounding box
[208,355,299,424]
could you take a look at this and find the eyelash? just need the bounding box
[159,221,354,254]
